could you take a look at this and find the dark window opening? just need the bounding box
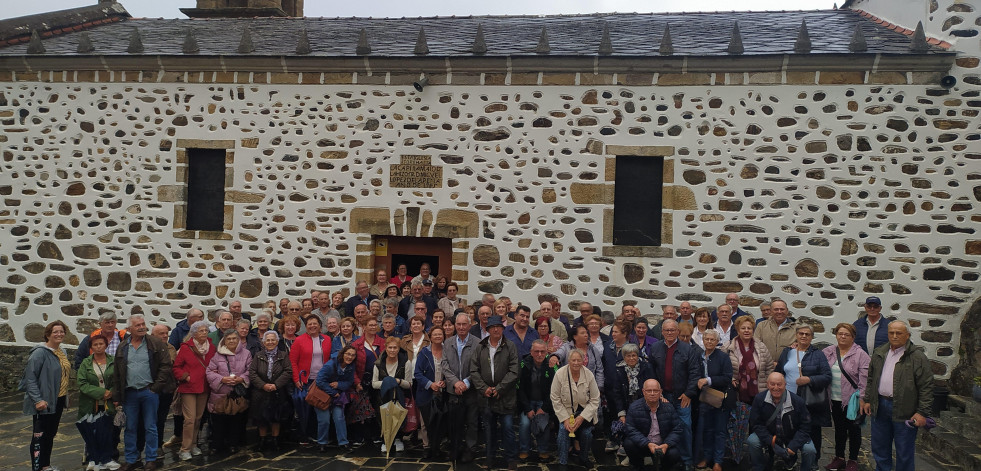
[186,148,226,232]
[613,156,664,246]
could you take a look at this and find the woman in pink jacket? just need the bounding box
[822,323,870,471]
[206,329,252,454]
[171,320,215,460]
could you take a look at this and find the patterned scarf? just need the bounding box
[264,347,279,381]
[738,338,759,404]
[625,362,641,397]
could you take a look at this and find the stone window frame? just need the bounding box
[171,139,236,241]
[588,144,689,258]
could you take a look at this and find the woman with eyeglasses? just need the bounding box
[775,324,832,465]
[821,323,870,471]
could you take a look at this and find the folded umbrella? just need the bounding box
[379,400,408,459]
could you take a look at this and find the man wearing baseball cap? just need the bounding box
[853,296,892,354]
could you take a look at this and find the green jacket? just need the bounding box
[864,340,934,421]
[77,355,116,419]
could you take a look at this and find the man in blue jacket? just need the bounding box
[747,372,816,471]
[853,296,891,354]
[167,308,204,351]
[624,379,683,471]
[649,319,702,470]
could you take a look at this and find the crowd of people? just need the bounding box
[21,262,937,471]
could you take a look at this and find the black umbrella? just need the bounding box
[76,411,113,465]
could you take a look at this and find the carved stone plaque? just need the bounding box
[389,155,443,188]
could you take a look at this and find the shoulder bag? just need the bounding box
[836,348,862,420]
[795,350,829,408]
[305,361,333,411]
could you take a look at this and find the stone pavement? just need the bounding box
[0,391,948,471]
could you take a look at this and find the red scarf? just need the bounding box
[738,337,759,404]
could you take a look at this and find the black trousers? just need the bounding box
[625,439,682,471]
[31,395,65,471]
[831,400,862,460]
[211,413,244,451]
[156,392,173,447]
[419,401,447,453]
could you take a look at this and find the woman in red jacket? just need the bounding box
[289,316,331,446]
[171,320,216,460]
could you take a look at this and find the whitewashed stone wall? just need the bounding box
[1,2,980,379]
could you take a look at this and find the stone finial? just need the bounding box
[182,28,200,54]
[536,26,550,54]
[909,21,929,52]
[659,24,674,55]
[414,27,430,55]
[296,28,311,55]
[27,30,45,54]
[598,22,613,55]
[795,19,812,53]
[472,23,487,55]
[237,26,255,54]
[849,24,867,52]
[728,22,744,54]
[833,2,838,9]
[356,28,371,55]
[77,32,94,54]
[127,28,144,54]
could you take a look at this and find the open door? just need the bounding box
[373,236,453,281]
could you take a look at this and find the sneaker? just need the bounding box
[179,451,192,461]
[191,447,203,456]
[825,457,847,471]
[381,443,387,453]
[605,439,618,452]
[103,461,121,471]
[395,439,404,452]
[617,446,626,457]
[87,462,98,471]
[162,436,181,448]
[844,460,859,471]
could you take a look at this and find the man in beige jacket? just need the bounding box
[754,299,796,364]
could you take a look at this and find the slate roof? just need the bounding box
[0,9,949,57]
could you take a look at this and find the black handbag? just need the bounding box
[796,350,828,407]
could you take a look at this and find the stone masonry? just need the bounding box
[0,0,979,385]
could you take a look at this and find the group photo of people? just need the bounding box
[21,264,936,471]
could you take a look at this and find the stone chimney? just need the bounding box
[181,0,303,19]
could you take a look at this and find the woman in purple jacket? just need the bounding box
[822,323,870,471]
[206,329,252,454]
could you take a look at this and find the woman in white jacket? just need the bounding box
[550,348,600,467]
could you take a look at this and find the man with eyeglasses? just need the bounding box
[650,320,702,470]
[853,296,892,354]
[623,379,683,471]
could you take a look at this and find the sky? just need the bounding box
[5,1,837,20]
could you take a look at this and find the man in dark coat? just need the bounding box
[649,319,702,469]
[623,379,684,471]
[747,372,816,471]
[517,339,557,461]
[469,315,520,470]
[344,281,378,320]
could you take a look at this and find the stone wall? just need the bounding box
[0,4,979,381]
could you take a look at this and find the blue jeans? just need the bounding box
[123,388,159,464]
[871,397,917,471]
[482,409,517,462]
[519,401,553,453]
[556,420,593,465]
[315,405,348,446]
[694,402,726,465]
[668,396,693,465]
[747,432,816,471]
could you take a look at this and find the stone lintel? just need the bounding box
[432,209,479,239]
[176,138,235,149]
[605,145,675,157]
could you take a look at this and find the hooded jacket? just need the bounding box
[21,344,65,416]
[206,342,253,413]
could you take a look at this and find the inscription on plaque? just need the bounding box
[390,155,443,188]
